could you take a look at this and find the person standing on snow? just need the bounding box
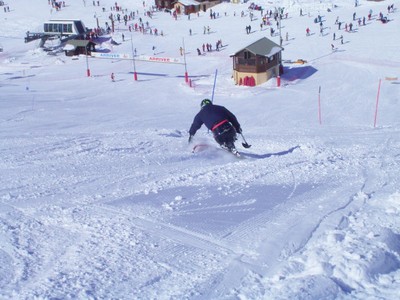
[188,99,242,153]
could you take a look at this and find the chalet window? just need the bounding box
[244,51,252,59]
[268,55,275,63]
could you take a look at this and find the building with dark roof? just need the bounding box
[154,0,220,14]
[63,39,96,56]
[231,37,283,86]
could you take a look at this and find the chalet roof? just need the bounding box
[65,39,95,47]
[174,0,200,6]
[233,37,283,57]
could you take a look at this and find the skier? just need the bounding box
[188,99,242,154]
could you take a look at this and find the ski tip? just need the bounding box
[234,152,243,158]
[230,148,243,158]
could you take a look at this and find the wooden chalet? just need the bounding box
[174,0,200,14]
[231,37,283,86]
[154,0,220,14]
[64,39,96,56]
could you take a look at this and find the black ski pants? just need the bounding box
[212,122,237,148]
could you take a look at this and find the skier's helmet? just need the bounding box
[201,99,212,108]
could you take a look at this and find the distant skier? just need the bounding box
[188,99,242,154]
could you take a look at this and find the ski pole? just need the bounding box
[211,69,218,102]
[240,133,251,148]
[208,69,218,134]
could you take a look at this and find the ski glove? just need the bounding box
[188,135,193,144]
[236,127,242,134]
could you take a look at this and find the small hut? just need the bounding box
[155,0,220,14]
[174,0,201,15]
[231,37,283,86]
[64,39,96,56]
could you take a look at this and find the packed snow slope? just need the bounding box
[1,0,400,299]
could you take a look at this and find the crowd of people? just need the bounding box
[107,1,396,62]
[19,1,393,69]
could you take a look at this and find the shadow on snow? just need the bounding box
[241,145,300,159]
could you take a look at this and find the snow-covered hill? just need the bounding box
[1,0,399,299]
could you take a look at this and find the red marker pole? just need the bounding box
[374,79,382,128]
[130,33,138,81]
[85,47,91,77]
[182,38,189,83]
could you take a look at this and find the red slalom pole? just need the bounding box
[374,79,382,128]
[85,48,90,77]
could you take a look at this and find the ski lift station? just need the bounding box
[43,19,87,36]
[25,19,89,47]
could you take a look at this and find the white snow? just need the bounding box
[1,0,400,299]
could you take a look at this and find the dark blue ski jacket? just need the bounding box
[189,103,241,136]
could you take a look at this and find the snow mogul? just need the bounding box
[188,99,242,155]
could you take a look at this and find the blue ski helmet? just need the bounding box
[201,99,212,108]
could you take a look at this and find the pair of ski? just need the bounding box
[192,133,251,158]
[221,145,242,158]
[192,143,242,158]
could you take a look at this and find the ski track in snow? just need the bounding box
[2,126,399,298]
